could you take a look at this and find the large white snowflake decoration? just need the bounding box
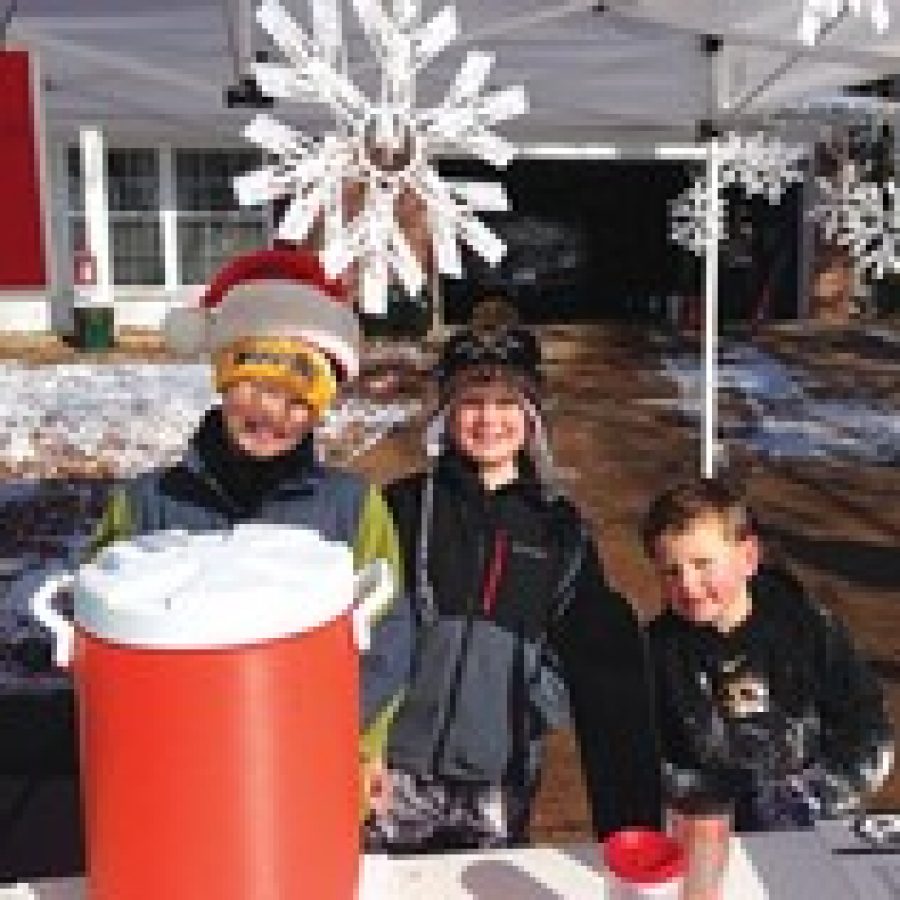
[670,133,807,257]
[811,169,900,279]
[799,0,890,46]
[233,0,528,314]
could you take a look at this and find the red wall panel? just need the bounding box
[0,50,49,289]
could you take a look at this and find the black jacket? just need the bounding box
[384,453,661,839]
[648,568,894,830]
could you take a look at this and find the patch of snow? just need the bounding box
[0,363,421,476]
[658,344,900,465]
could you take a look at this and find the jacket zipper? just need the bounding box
[482,529,509,618]
[190,466,242,526]
[430,530,486,774]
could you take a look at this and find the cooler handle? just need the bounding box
[30,569,76,668]
[352,559,393,652]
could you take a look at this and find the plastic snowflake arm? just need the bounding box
[411,6,459,70]
[258,0,368,123]
[425,85,528,136]
[320,227,361,281]
[351,0,404,64]
[362,253,389,316]
[242,114,317,161]
[447,181,510,212]
[233,118,319,206]
[235,117,347,211]
[387,220,426,296]
[321,188,384,277]
[444,52,496,107]
[414,164,505,265]
[281,186,331,243]
[311,0,343,63]
[422,85,527,168]
[432,216,464,277]
[251,63,324,103]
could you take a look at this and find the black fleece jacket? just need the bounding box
[648,567,894,830]
[385,453,662,838]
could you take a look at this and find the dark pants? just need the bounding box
[364,768,530,854]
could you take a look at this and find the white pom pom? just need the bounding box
[162,306,211,356]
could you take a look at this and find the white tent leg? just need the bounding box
[703,137,721,478]
[80,126,112,307]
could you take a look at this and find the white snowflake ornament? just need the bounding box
[669,176,728,256]
[234,0,527,315]
[811,168,900,279]
[670,132,807,258]
[720,132,808,204]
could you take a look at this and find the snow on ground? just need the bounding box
[657,344,900,465]
[0,362,421,476]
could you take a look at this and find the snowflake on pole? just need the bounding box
[719,132,808,204]
[799,0,890,46]
[811,167,900,279]
[669,175,727,256]
[233,0,528,314]
[670,132,807,257]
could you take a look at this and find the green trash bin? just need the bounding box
[73,305,115,351]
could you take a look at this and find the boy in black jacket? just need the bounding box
[644,478,894,831]
[366,326,661,852]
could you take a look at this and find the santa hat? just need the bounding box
[163,248,360,414]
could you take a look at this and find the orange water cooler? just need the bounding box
[32,528,386,900]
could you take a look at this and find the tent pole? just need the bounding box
[728,3,851,115]
[703,136,720,478]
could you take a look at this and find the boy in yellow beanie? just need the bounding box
[87,248,411,816]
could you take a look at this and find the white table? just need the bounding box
[0,830,871,900]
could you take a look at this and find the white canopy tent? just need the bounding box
[10,1,900,144]
[8,0,900,473]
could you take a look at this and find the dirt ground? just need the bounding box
[0,321,896,843]
[356,322,900,842]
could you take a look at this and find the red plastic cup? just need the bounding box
[603,828,687,899]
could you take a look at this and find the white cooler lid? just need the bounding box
[74,524,355,649]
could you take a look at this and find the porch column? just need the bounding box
[79,125,112,304]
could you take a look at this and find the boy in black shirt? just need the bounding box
[644,478,894,830]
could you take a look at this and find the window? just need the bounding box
[66,147,164,286]
[65,146,270,288]
[175,150,268,284]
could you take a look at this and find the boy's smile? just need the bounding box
[652,515,759,633]
[448,382,528,475]
[221,379,314,459]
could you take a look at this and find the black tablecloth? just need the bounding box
[0,682,84,880]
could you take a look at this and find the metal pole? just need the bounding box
[703,137,720,478]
